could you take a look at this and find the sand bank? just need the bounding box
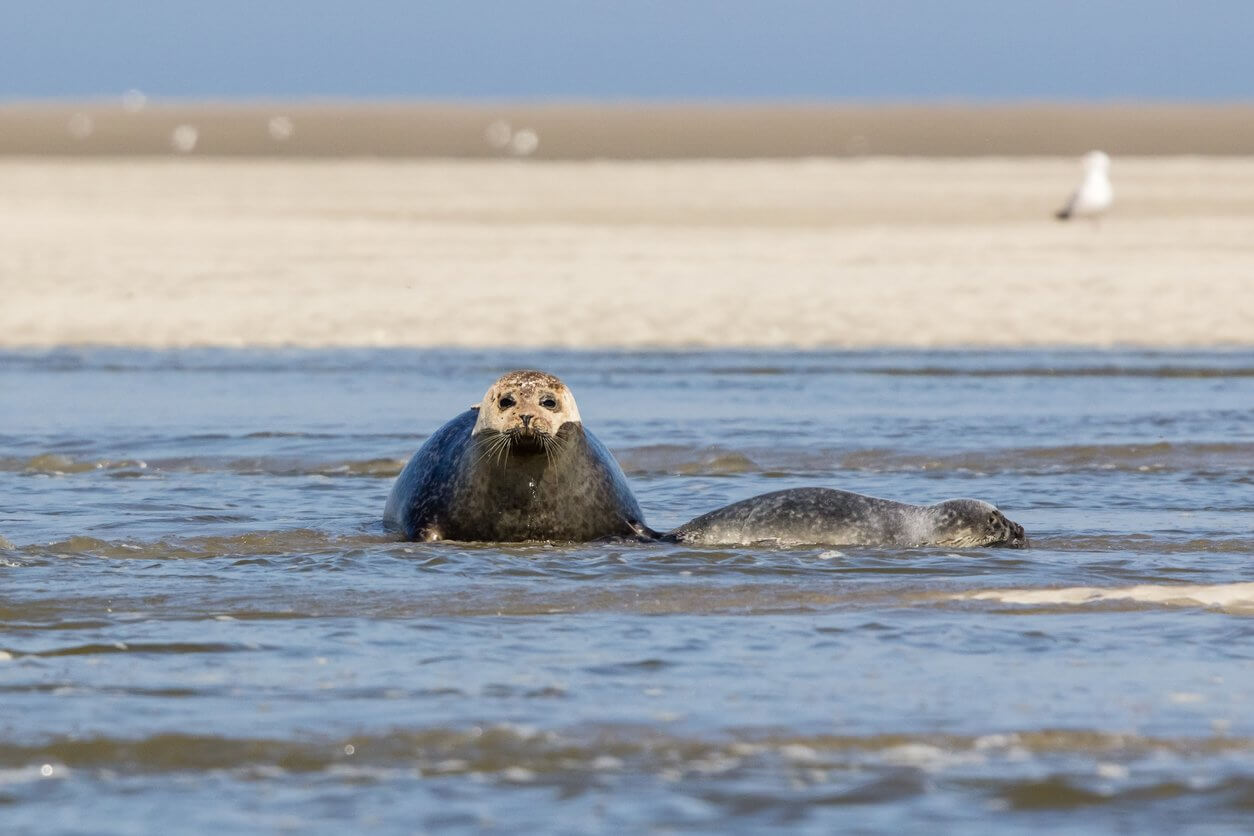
[5,101,1254,157]
[2,157,1252,349]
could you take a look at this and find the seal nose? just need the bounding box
[520,414,533,429]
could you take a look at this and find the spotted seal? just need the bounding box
[383,370,653,542]
[665,487,1028,548]
[385,371,1028,548]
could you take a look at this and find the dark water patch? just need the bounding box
[4,725,1250,776]
[839,441,1254,476]
[1,453,408,478]
[0,683,211,698]
[22,530,393,560]
[5,347,1254,378]
[2,641,262,659]
[614,441,1254,479]
[994,774,1254,811]
[1030,533,1254,554]
[873,366,1254,379]
[585,658,674,675]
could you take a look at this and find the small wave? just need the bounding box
[617,445,760,476]
[2,454,151,476]
[0,453,407,478]
[616,441,1254,477]
[956,582,1254,614]
[1033,534,1254,554]
[30,530,392,560]
[840,441,1254,475]
[1,641,257,659]
[871,366,1254,379]
[1,725,1249,777]
[227,457,406,478]
[993,774,1254,811]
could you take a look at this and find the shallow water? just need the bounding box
[2,348,1252,834]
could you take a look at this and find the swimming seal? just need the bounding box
[665,487,1028,548]
[384,370,653,542]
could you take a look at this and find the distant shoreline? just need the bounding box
[4,101,1254,157]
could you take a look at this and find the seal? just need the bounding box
[383,370,654,542]
[665,487,1028,548]
[385,370,1029,548]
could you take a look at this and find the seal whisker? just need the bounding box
[541,432,559,469]
[486,432,512,470]
[495,432,512,470]
[548,430,569,457]
[470,438,494,469]
[471,431,507,470]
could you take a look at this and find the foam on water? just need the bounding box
[958,582,1254,614]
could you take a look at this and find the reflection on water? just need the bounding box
[1,348,1252,833]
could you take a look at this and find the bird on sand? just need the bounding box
[1055,150,1113,222]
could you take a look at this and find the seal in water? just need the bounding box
[665,487,1028,548]
[384,370,653,542]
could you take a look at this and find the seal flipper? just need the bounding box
[626,519,663,541]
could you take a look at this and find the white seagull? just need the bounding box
[1055,150,1113,221]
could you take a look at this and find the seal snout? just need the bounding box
[509,417,549,443]
[506,425,548,452]
[1000,516,1030,549]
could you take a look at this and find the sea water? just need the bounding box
[1,348,1252,833]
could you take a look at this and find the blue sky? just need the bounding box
[4,0,1252,100]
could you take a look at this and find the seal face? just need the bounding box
[384,371,651,542]
[471,369,582,459]
[926,498,1028,549]
[665,487,1028,548]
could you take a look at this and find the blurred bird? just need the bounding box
[1055,150,1112,222]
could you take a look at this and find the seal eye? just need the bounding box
[540,396,558,411]
[498,395,516,410]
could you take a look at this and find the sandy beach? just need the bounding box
[3,156,1253,348]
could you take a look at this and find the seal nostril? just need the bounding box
[520,414,533,428]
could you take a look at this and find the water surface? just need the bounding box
[2,349,1252,833]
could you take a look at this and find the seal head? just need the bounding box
[471,370,581,458]
[928,498,1028,549]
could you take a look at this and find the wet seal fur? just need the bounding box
[385,370,1028,548]
[384,370,652,542]
[664,487,1028,549]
